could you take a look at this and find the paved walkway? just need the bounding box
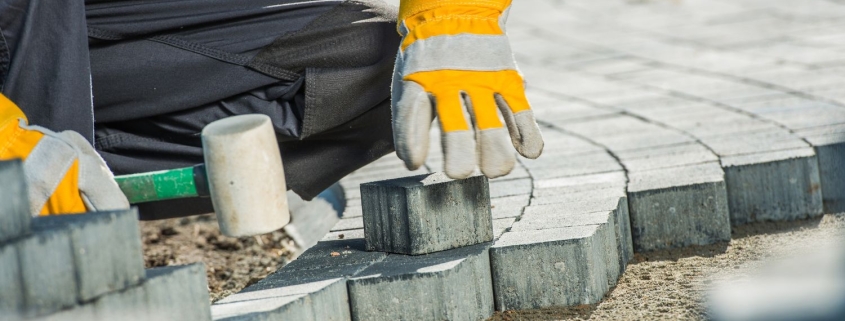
[211,1,845,320]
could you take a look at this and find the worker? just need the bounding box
[0,0,543,219]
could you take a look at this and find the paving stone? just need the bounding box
[91,280,148,321]
[490,224,618,310]
[616,142,719,172]
[491,194,530,219]
[489,178,532,198]
[595,130,696,152]
[0,159,31,243]
[347,243,494,321]
[35,304,96,321]
[700,129,810,156]
[322,229,365,242]
[0,243,23,320]
[213,280,348,321]
[17,228,77,317]
[331,217,363,232]
[361,173,493,255]
[213,239,387,321]
[803,133,845,213]
[32,209,144,302]
[627,163,731,251]
[534,171,627,191]
[493,217,516,238]
[721,148,823,224]
[529,188,625,207]
[91,264,210,321]
[521,151,623,179]
[144,264,211,320]
[561,115,661,138]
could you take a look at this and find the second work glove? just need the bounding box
[392,0,544,179]
[0,94,129,216]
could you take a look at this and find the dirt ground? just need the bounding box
[489,213,845,321]
[139,214,298,302]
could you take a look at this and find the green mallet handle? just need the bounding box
[114,164,210,204]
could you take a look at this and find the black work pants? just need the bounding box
[0,0,399,219]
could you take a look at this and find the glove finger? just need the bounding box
[436,90,475,179]
[466,90,515,178]
[496,92,544,159]
[58,130,129,211]
[393,80,435,171]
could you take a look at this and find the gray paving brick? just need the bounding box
[361,173,493,255]
[322,229,364,241]
[529,188,625,207]
[596,131,696,152]
[348,243,494,321]
[619,143,719,172]
[143,264,211,320]
[534,171,627,191]
[0,159,31,243]
[491,194,530,219]
[18,228,77,317]
[489,178,532,198]
[213,280,348,321]
[0,243,23,320]
[282,239,388,272]
[627,163,731,251]
[512,207,615,231]
[331,217,363,232]
[804,134,845,213]
[91,264,210,321]
[212,239,389,321]
[32,209,144,302]
[91,280,148,321]
[680,119,782,138]
[721,148,823,224]
[490,224,617,310]
[701,130,809,156]
[493,217,516,238]
[35,304,96,321]
[522,151,623,179]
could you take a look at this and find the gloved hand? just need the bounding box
[0,94,129,216]
[392,0,544,179]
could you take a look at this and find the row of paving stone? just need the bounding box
[211,0,845,320]
[0,160,212,320]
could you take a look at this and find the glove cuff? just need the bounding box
[398,0,511,26]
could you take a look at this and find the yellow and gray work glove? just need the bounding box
[1,94,129,216]
[392,0,544,179]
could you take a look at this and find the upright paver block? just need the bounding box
[33,209,145,302]
[347,243,494,321]
[721,148,823,224]
[360,173,493,255]
[213,239,387,321]
[809,136,845,213]
[627,163,731,252]
[491,224,615,310]
[0,159,31,243]
[144,264,212,321]
[17,229,77,317]
[0,244,24,320]
[80,264,210,321]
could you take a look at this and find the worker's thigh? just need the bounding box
[88,0,400,218]
[0,0,95,140]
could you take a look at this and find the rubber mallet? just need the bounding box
[113,114,290,237]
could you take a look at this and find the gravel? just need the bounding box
[140,214,297,302]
